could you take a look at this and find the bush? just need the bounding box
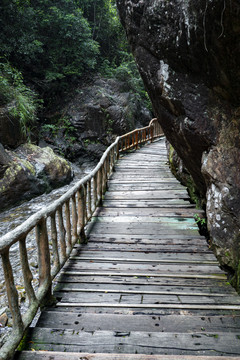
[0,61,39,139]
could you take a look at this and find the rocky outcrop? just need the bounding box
[42,76,152,162]
[66,77,151,137]
[0,144,72,211]
[117,0,240,286]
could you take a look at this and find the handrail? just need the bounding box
[0,118,163,359]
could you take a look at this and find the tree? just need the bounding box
[0,0,99,85]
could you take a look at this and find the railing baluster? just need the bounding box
[1,250,24,334]
[87,179,92,220]
[77,186,86,242]
[84,183,88,224]
[93,173,98,209]
[19,236,37,304]
[71,194,78,244]
[57,206,67,261]
[98,166,103,202]
[35,218,51,292]
[50,212,60,273]
[65,200,72,253]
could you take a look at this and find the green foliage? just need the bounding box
[113,53,152,111]
[0,0,99,86]
[194,214,206,226]
[80,0,126,66]
[0,61,39,139]
[41,117,77,144]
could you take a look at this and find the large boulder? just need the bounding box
[66,77,151,137]
[117,0,240,286]
[41,76,152,163]
[0,144,72,211]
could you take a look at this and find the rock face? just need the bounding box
[42,76,152,162]
[117,0,240,286]
[0,144,72,211]
[66,77,151,138]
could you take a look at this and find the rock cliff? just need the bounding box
[117,0,240,286]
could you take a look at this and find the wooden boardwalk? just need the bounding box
[15,139,240,359]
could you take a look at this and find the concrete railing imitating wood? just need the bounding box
[0,118,163,360]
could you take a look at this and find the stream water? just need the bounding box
[0,160,96,323]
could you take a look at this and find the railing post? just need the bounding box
[87,179,92,221]
[77,186,87,243]
[35,218,52,304]
[135,131,139,149]
[93,173,98,208]
[71,194,78,244]
[50,212,60,272]
[150,124,154,142]
[57,206,67,261]
[19,237,37,305]
[1,250,24,334]
[65,200,72,253]
[97,166,103,205]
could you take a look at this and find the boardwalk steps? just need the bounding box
[14,139,240,359]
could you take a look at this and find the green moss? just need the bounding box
[230,260,240,293]
[16,331,29,351]
[20,159,36,175]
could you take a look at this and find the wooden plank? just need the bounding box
[54,292,239,306]
[62,271,226,280]
[64,262,223,274]
[102,200,196,208]
[88,223,200,235]
[44,305,240,317]
[14,352,240,360]
[23,328,240,355]
[90,216,197,225]
[74,244,213,254]
[36,312,240,332]
[54,287,229,298]
[55,282,235,295]
[104,191,189,200]
[57,274,231,289]
[70,250,217,262]
[97,208,203,216]
[70,256,218,265]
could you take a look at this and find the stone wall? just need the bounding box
[117,0,240,287]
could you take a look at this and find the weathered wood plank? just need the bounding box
[64,262,223,274]
[14,352,240,360]
[23,328,240,355]
[77,243,212,253]
[70,256,218,264]
[70,250,217,262]
[57,274,231,289]
[97,207,203,216]
[102,200,196,208]
[55,283,235,296]
[36,312,240,332]
[104,190,190,200]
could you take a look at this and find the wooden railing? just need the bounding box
[0,118,163,359]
